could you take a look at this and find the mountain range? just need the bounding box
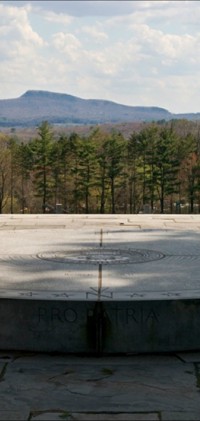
[0,90,199,127]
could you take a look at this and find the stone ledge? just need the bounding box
[0,297,200,354]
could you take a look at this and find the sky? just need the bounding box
[0,0,200,114]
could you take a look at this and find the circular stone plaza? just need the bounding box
[0,213,200,354]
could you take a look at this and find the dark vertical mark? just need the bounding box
[98,263,102,301]
[100,228,103,247]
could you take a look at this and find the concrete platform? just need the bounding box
[0,350,200,420]
[0,214,200,354]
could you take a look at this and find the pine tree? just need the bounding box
[30,121,54,213]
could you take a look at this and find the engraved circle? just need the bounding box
[37,248,165,265]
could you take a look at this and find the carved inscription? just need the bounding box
[34,305,159,326]
[30,304,159,335]
[38,306,77,323]
[30,306,78,332]
[110,306,159,326]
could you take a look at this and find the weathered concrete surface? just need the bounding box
[0,351,200,420]
[1,297,200,354]
[103,300,200,353]
[1,214,200,353]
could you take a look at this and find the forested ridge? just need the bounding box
[1,119,200,214]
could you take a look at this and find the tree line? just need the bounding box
[1,119,200,214]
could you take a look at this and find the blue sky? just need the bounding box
[0,1,200,113]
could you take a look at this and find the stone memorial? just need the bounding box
[0,214,200,354]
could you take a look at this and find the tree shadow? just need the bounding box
[0,225,200,297]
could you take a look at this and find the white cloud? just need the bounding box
[52,32,81,61]
[0,4,44,46]
[81,25,108,43]
[0,3,45,65]
[131,23,199,60]
[43,10,73,25]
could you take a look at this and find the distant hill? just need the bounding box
[0,90,200,127]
